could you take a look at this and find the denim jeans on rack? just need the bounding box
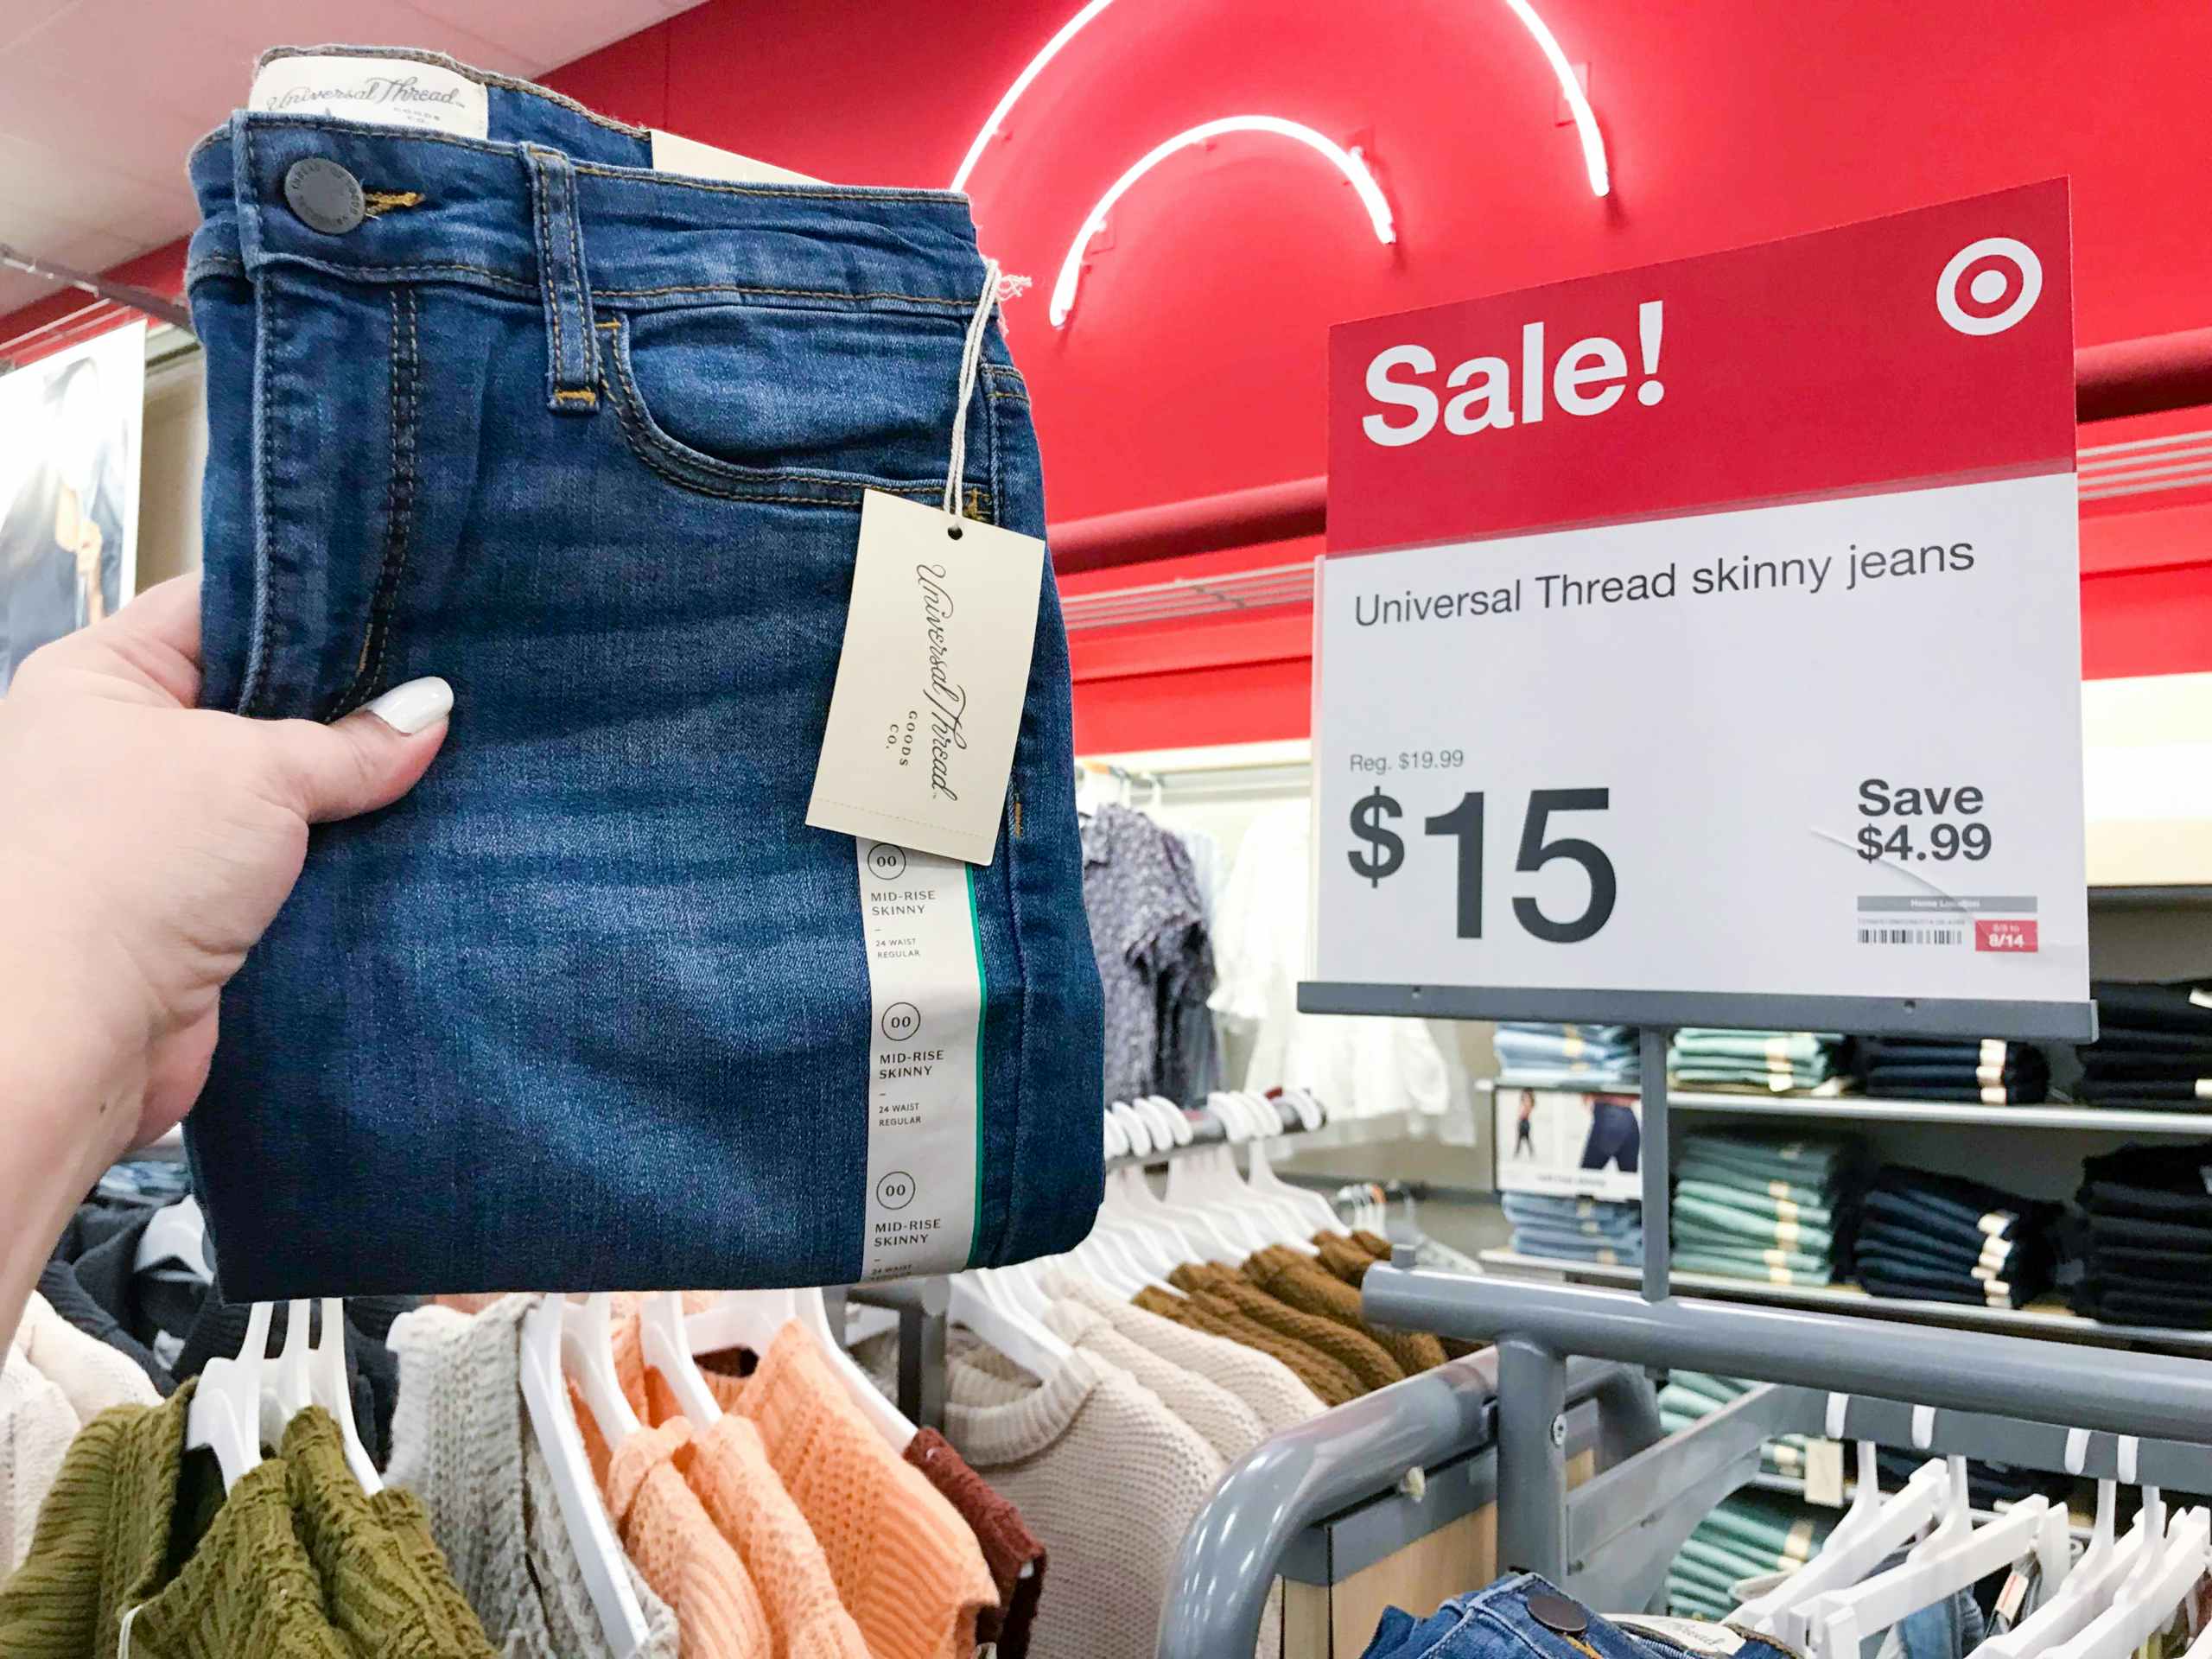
[1357,1575,1802,1659]
[182,47,1103,1297]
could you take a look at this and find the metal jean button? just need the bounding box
[1528,1592,1591,1637]
[283,158,365,235]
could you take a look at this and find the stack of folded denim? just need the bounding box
[2072,982,2212,1106]
[1660,1372,2062,1520]
[1869,1448,2066,1509]
[1665,1490,1834,1621]
[2069,1140,2212,1327]
[1501,1192,1643,1267]
[1671,1130,1854,1284]
[1669,1029,1850,1094]
[1657,1370,1815,1483]
[1859,1037,2050,1103]
[1493,1022,1639,1088]
[1853,1167,2057,1308]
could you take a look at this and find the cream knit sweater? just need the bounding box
[12,1293,158,1425]
[1039,1300,1268,1464]
[3,1293,160,1573]
[944,1345,1229,1659]
[385,1297,682,1659]
[1046,1271,1326,1435]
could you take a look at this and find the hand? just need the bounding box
[0,575,452,1166]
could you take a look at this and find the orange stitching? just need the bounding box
[361,190,424,217]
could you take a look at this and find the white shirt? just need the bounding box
[1208,800,1451,1118]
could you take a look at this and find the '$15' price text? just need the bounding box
[1349,786,1617,944]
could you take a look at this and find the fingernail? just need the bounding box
[364,676,454,734]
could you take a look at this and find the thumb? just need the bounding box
[259,677,454,825]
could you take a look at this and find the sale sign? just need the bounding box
[1306,181,2094,1039]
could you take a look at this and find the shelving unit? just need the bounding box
[1476,1248,2212,1353]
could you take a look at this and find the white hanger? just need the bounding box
[1804,1413,2071,1659]
[949,1274,1073,1381]
[1102,1165,1219,1271]
[561,1294,641,1442]
[134,1196,213,1282]
[1240,1090,1287,1138]
[1186,1097,1313,1249]
[685,1288,914,1447]
[1164,1109,1270,1255]
[641,1292,722,1424]
[1737,1395,1948,1643]
[1109,1100,1154,1160]
[263,1300,382,1491]
[1249,1140,1340,1234]
[1278,1087,1325,1132]
[518,1296,648,1659]
[1132,1096,1185,1153]
[1976,1432,2144,1659]
[273,1300,315,1425]
[1103,1109,1130,1161]
[1164,1096,1198,1146]
[2044,1504,2208,1659]
[307,1298,380,1491]
[1096,1169,1192,1281]
[184,1354,257,1491]
[2177,1594,2212,1659]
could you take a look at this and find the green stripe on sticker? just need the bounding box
[964,864,988,1269]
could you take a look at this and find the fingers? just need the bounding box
[259,677,454,825]
[14,574,204,708]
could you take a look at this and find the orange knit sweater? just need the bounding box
[685,1413,870,1659]
[613,1316,997,1659]
[602,1421,773,1659]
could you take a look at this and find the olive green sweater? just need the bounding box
[0,1382,495,1657]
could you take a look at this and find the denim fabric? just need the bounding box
[181,48,1103,1297]
[1357,1575,1801,1659]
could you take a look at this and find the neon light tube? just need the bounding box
[1048,116,1395,327]
[950,0,1118,193]
[1498,0,1608,197]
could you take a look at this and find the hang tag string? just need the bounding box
[944,256,1003,524]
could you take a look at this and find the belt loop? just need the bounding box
[524,145,598,415]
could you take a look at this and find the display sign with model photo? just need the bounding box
[1495,1086,1643,1201]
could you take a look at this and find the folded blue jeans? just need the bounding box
[181,50,1104,1297]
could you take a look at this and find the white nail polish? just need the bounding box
[365,676,454,734]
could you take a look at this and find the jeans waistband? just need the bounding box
[187,48,989,327]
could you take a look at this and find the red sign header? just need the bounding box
[1326,181,2075,555]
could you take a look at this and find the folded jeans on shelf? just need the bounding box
[182,51,1104,1296]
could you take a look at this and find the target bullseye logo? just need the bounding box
[1936,236,2043,336]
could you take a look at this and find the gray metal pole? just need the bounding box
[1639,1027,1671,1301]
[1363,1269,2212,1444]
[1158,1354,1648,1659]
[1496,1337,1569,1579]
[1159,1351,1498,1659]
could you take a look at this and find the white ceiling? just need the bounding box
[0,0,700,319]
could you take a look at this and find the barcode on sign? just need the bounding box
[1857,927,1963,945]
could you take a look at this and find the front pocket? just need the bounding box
[594,308,992,513]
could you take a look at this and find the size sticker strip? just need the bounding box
[857,840,984,1281]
